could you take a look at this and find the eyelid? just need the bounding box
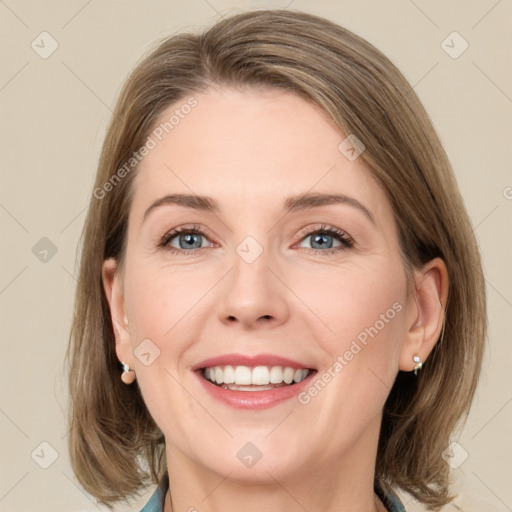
[295,224,353,242]
[293,224,354,252]
[158,223,355,255]
[158,224,213,251]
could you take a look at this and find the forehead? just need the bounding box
[130,87,388,224]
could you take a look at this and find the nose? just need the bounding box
[217,247,290,330]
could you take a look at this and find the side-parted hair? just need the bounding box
[65,9,486,510]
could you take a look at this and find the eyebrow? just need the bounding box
[142,192,376,225]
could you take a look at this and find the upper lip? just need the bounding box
[191,353,316,371]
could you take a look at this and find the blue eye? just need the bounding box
[169,232,204,250]
[159,225,210,254]
[158,224,354,256]
[298,225,354,254]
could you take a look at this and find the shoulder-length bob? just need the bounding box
[65,9,486,510]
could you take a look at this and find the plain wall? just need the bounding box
[0,1,511,511]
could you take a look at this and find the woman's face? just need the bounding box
[105,86,419,483]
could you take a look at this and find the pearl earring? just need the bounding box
[121,362,136,384]
[413,354,422,376]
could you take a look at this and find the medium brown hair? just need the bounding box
[64,9,486,510]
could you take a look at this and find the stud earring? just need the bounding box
[121,362,136,384]
[413,354,422,376]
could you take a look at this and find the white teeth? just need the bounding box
[234,366,252,385]
[269,366,282,384]
[252,366,270,385]
[283,367,295,384]
[202,365,311,386]
[223,365,235,384]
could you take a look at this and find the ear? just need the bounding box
[101,258,133,366]
[399,257,449,372]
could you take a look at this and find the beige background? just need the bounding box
[0,1,511,511]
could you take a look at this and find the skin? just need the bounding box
[102,86,448,512]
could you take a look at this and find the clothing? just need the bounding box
[139,472,168,512]
[375,479,407,512]
[139,472,406,511]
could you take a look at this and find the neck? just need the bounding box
[163,476,387,512]
[164,487,387,512]
[162,413,386,512]
[163,478,387,512]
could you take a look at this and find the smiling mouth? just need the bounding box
[199,365,317,391]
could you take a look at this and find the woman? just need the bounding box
[65,9,486,512]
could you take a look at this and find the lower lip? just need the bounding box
[194,370,317,410]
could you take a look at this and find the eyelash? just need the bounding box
[158,224,354,256]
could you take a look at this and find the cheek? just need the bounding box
[124,260,211,341]
[290,258,407,416]
[286,263,407,452]
[291,261,406,355]
[121,263,207,434]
